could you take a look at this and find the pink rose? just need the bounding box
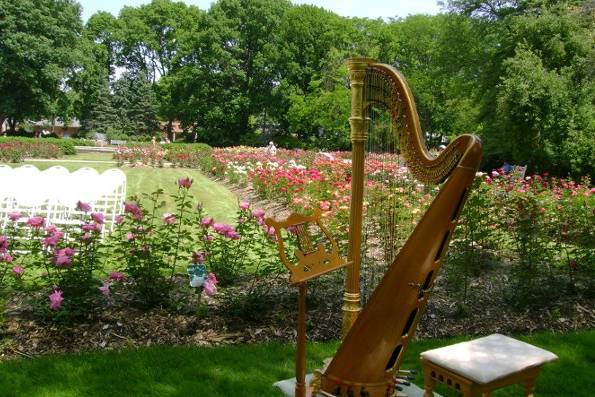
[178,177,193,189]
[76,201,92,212]
[0,235,8,252]
[98,281,110,296]
[108,271,126,282]
[7,212,21,222]
[43,230,64,247]
[192,251,207,264]
[26,216,45,228]
[240,201,250,210]
[91,212,105,225]
[49,289,64,311]
[201,217,214,228]
[251,208,265,219]
[11,265,23,278]
[163,213,176,225]
[203,278,217,296]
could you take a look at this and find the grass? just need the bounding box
[2,155,238,223]
[0,331,592,396]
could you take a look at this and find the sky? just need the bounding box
[79,0,442,22]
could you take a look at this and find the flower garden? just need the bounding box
[0,141,593,396]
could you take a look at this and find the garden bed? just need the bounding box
[2,174,592,360]
[2,270,594,359]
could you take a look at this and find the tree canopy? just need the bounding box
[1,0,593,178]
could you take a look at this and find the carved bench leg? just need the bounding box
[423,374,435,397]
[525,377,537,397]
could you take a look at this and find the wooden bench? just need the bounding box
[420,334,557,397]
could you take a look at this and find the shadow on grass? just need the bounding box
[0,331,592,396]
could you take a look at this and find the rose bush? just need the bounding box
[198,146,593,308]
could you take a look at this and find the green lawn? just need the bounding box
[3,156,238,223]
[0,331,592,396]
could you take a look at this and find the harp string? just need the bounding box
[360,68,422,304]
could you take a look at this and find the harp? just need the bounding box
[272,58,482,397]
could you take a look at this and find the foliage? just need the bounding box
[3,0,593,177]
[0,139,69,162]
[446,169,595,308]
[85,78,117,136]
[1,208,109,319]
[163,143,213,168]
[111,72,159,136]
[0,0,83,129]
[0,137,76,156]
[202,146,594,308]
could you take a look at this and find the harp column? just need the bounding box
[342,57,371,338]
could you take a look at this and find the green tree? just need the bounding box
[112,72,158,136]
[0,0,83,131]
[286,49,351,149]
[85,78,116,136]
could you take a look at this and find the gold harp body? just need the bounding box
[311,58,482,396]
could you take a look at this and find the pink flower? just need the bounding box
[491,170,499,177]
[45,224,58,234]
[126,233,136,241]
[114,215,124,225]
[108,271,126,282]
[201,217,214,227]
[43,230,64,247]
[124,202,142,220]
[208,272,218,284]
[0,235,8,252]
[251,208,265,218]
[1,253,13,263]
[226,230,240,240]
[82,223,101,233]
[11,265,23,278]
[76,201,92,212]
[192,251,207,264]
[49,289,64,311]
[178,177,193,189]
[320,201,331,211]
[163,213,176,225]
[54,248,75,267]
[26,216,45,228]
[91,212,105,225]
[203,234,213,241]
[203,278,217,296]
[7,212,21,222]
[240,201,250,210]
[98,281,110,296]
[54,254,72,267]
[213,223,233,235]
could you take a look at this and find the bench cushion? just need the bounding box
[420,334,558,384]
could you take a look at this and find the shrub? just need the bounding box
[113,145,165,167]
[0,141,62,162]
[1,207,108,320]
[163,143,212,168]
[0,137,75,156]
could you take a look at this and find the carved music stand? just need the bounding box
[266,209,347,397]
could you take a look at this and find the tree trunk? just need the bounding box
[8,118,17,134]
[0,117,5,136]
[167,119,174,142]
